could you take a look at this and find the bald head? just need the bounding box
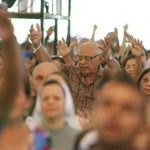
[78,42,102,57]
[32,62,58,92]
[33,62,58,76]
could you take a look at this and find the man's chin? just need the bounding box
[80,68,91,75]
[100,137,127,148]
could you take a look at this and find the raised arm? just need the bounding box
[29,23,50,62]
[98,36,120,70]
[90,24,97,42]
[129,39,144,79]
[45,26,54,45]
[119,24,135,63]
[29,24,74,65]
[119,24,128,58]
[57,37,75,65]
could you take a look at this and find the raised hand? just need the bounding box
[69,36,79,48]
[125,32,135,44]
[93,24,97,31]
[129,39,145,58]
[29,23,42,48]
[97,36,111,62]
[46,26,54,37]
[56,37,71,56]
[123,24,128,33]
[91,24,97,41]
[114,27,118,34]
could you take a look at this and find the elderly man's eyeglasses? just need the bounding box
[77,55,99,61]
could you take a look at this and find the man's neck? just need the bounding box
[84,72,97,85]
[44,117,65,130]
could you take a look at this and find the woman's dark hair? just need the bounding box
[122,54,135,67]
[137,68,150,88]
[46,72,72,91]
[42,80,66,97]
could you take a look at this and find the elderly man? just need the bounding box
[31,62,58,92]
[29,24,120,112]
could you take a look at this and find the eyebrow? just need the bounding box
[36,75,43,78]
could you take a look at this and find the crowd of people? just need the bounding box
[0,7,150,150]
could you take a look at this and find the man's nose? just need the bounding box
[47,98,54,104]
[110,105,121,118]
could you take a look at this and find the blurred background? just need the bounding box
[1,0,150,49]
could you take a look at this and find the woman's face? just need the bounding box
[140,72,150,96]
[41,84,65,120]
[125,58,137,79]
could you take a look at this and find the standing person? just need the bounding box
[123,39,144,81]
[131,68,150,150]
[74,70,146,150]
[29,24,120,112]
[33,80,79,150]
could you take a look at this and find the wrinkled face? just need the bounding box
[78,43,102,76]
[125,58,137,79]
[32,66,56,92]
[96,82,142,147]
[140,72,150,97]
[41,84,65,120]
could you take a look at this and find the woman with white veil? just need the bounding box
[33,79,80,150]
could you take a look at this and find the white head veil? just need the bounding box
[32,80,80,130]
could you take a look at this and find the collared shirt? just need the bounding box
[61,64,102,112]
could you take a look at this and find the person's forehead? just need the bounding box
[42,84,64,96]
[78,43,100,55]
[143,72,150,78]
[126,58,136,64]
[33,65,55,77]
[100,82,142,106]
